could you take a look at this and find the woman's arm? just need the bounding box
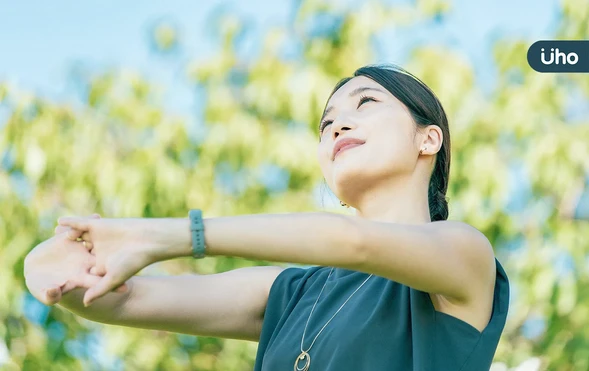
[60,212,495,306]
[154,213,360,267]
[200,214,495,304]
[57,213,359,305]
[25,228,285,341]
[58,266,285,342]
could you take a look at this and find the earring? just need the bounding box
[419,147,427,155]
[340,200,349,208]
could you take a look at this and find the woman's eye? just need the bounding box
[358,96,377,107]
[320,120,333,133]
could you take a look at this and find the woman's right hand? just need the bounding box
[23,214,114,306]
[55,215,184,306]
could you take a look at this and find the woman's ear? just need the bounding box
[420,125,443,154]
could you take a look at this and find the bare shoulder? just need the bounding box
[434,220,496,273]
[429,221,497,332]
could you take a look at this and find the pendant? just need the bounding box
[294,351,311,371]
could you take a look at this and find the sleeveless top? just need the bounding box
[254,259,509,371]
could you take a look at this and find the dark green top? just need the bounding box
[254,259,509,371]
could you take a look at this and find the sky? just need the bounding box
[0,0,559,116]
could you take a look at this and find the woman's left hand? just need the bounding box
[57,216,168,306]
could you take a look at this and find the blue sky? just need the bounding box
[0,0,559,115]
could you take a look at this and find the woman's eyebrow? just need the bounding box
[348,86,386,97]
[321,86,386,123]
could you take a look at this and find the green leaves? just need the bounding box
[2,0,589,369]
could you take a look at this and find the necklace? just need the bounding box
[294,267,373,371]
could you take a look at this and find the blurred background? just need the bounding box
[1,0,589,370]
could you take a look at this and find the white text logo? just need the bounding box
[541,48,579,65]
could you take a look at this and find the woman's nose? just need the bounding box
[331,114,355,139]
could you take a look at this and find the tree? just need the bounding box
[1,0,588,369]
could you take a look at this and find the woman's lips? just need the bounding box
[334,143,363,159]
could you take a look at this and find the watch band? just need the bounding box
[189,209,206,259]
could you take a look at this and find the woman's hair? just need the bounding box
[322,64,451,221]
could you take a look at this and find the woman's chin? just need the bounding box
[331,162,366,186]
[332,152,366,171]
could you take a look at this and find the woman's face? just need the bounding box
[317,76,424,198]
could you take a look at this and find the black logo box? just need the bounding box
[528,40,589,73]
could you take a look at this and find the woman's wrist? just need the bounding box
[146,218,193,263]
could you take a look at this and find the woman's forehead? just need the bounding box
[328,76,388,102]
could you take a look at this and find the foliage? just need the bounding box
[1,0,588,369]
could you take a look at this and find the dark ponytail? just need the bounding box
[428,169,449,222]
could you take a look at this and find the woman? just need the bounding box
[24,64,509,370]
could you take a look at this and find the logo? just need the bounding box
[528,40,589,73]
[540,48,579,65]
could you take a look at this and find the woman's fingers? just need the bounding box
[60,280,77,294]
[54,225,69,235]
[79,238,93,250]
[80,232,92,243]
[88,265,107,277]
[114,283,129,293]
[58,217,92,241]
[93,264,107,276]
[64,267,128,295]
[58,216,91,230]
[87,267,126,292]
[43,285,63,306]
[25,273,65,306]
[68,227,91,241]
[66,229,84,241]
[61,274,102,294]
[83,274,122,306]
[56,214,100,234]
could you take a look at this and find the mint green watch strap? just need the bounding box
[189,209,206,259]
